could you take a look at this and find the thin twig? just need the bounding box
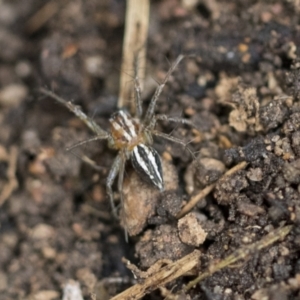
[177,161,248,218]
[111,250,201,300]
[176,184,215,219]
[184,225,293,291]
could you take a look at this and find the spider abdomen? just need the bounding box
[131,144,164,191]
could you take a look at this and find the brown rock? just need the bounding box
[178,213,207,246]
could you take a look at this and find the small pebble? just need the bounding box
[178,213,207,246]
[0,84,28,107]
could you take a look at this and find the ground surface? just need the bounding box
[1,0,300,299]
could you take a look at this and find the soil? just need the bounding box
[1,0,300,299]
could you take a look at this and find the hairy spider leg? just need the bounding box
[40,88,123,215]
[40,88,109,138]
[106,153,123,217]
[64,136,109,171]
[67,149,105,172]
[143,55,185,126]
[66,136,107,152]
[133,54,143,119]
[152,130,196,160]
[146,114,195,131]
[117,151,126,214]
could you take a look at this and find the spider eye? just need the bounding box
[131,144,164,191]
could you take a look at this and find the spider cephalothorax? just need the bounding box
[40,55,193,216]
[109,110,142,150]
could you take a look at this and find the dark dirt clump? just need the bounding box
[1,1,300,299]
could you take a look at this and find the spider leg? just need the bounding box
[117,151,126,214]
[153,130,196,160]
[133,55,143,118]
[68,149,106,172]
[143,55,185,125]
[106,153,123,217]
[117,150,129,242]
[40,88,109,138]
[66,136,108,152]
[147,114,195,131]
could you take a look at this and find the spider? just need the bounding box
[40,55,194,217]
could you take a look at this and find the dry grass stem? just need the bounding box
[185,225,293,291]
[177,161,248,218]
[118,0,150,111]
[111,250,201,300]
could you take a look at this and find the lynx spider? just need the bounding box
[40,55,194,217]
